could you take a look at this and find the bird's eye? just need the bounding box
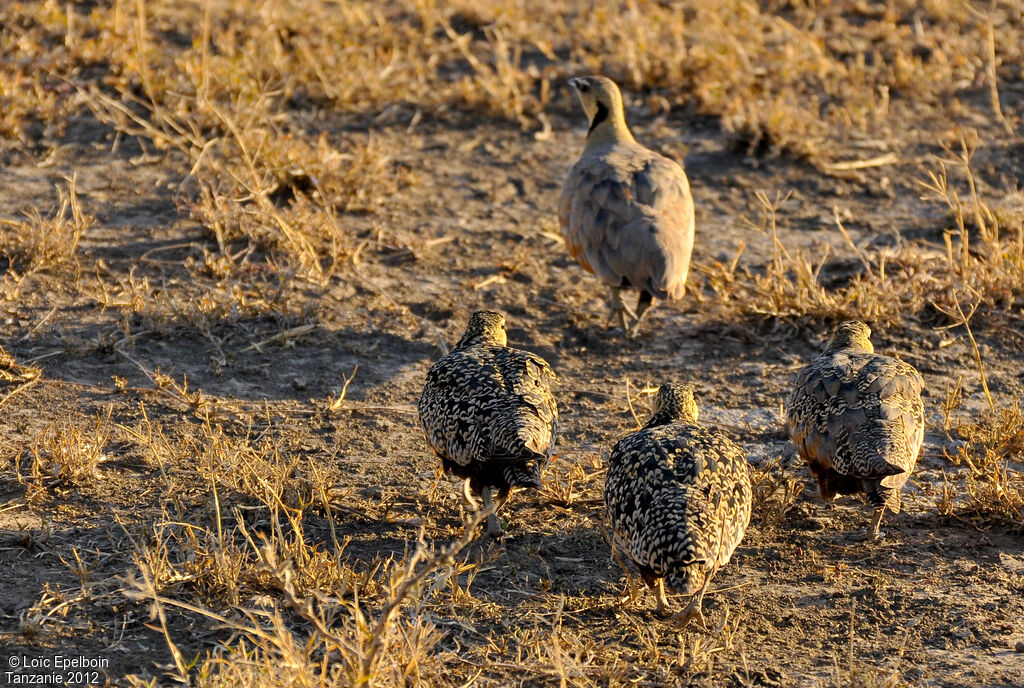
[579,83,590,93]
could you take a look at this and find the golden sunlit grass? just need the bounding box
[2,1,1023,685]
[941,401,1024,526]
[22,407,113,492]
[750,456,805,528]
[0,345,42,408]
[3,0,1018,272]
[0,176,91,276]
[700,140,1024,329]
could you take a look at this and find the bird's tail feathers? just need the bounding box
[665,562,706,596]
[502,459,543,489]
[854,429,913,478]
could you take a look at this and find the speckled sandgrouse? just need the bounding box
[604,383,752,627]
[560,76,695,334]
[786,321,925,539]
[418,311,558,537]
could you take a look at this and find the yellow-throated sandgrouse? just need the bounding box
[560,76,695,334]
[786,321,925,540]
[604,383,752,627]
[418,311,558,537]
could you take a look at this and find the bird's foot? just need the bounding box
[606,289,637,332]
[605,306,637,332]
[484,513,505,539]
[668,598,709,632]
[849,528,885,543]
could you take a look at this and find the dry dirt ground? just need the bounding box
[2,2,1024,687]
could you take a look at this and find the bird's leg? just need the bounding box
[461,479,476,507]
[460,479,477,511]
[849,506,887,542]
[868,506,886,540]
[669,568,715,631]
[494,487,510,514]
[606,285,637,331]
[633,291,657,328]
[479,486,503,538]
[654,578,670,617]
[459,479,478,531]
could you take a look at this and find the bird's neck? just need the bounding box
[454,333,501,350]
[584,105,635,152]
[643,410,694,428]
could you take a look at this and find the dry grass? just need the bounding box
[701,140,1024,329]
[3,0,1019,274]
[942,403,1024,526]
[2,1,1023,686]
[0,344,42,408]
[0,175,91,276]
[750,456,805,528]
[21,407,113,492]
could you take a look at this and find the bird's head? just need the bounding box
[825,320,874,353]
[646,383,699,427]
[456,310,507,349]
[568,75,633,143]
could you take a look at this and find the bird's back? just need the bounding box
[419,343,558,471]
[605,423,751,592]
[559,142,695,299]
[787,349,925,482]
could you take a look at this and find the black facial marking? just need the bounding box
[588,101,609,135]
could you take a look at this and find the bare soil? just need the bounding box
[1,65,1024,688]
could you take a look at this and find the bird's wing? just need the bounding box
[492,348,558,458]
[418,349,502,466]
[788,352,925,479]
[857,356,926,478]
[787,353,866,475]
[559,146,694,299]
[605,426,750,576]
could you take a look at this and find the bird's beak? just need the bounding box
[568,77,580,91]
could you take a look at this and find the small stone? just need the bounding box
[292,377,307,391]
[1015,641,1024,653]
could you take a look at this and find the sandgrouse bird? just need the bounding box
[560,76,695,334]
[786,321,925,540]
[604,383,752,627]
[418,311,558,537]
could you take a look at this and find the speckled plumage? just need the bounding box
[786,321,925,536]
[418,311,558,535]
[560,76,695,332]
[605,384,751,620]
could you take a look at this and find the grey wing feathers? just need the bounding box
[787,351,925,480]
[418,345,557,468]
[604,425,752,589]
[559,145,695,298]
[500,352,559,458]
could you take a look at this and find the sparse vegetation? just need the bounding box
[941,402,1024,526]
[1,0,1023,685]
[0,176,91,276]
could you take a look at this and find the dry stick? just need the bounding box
[847,599,856,679]
[624,378,643,429]
[823,152,899,173]
[599,523,641,604]
[328,366,359,412]
[240,324,319,353]
[981,17,1015,137]
[833,207,875,276]
[0,375,41,410]
[953,296,995,412]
